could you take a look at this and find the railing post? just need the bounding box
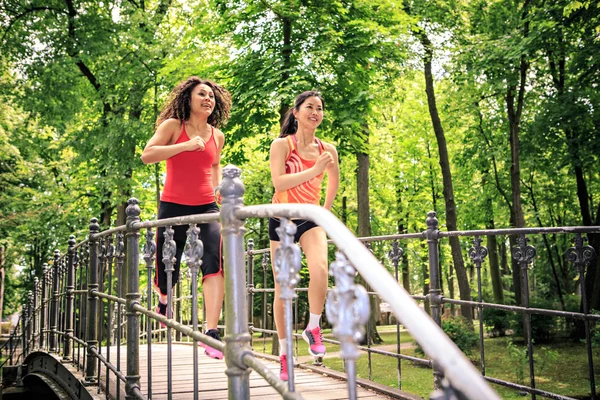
[512,234,537,399]
[32,278,38,350]
[566,234,596,400]
[125,198,142,399]
[274,218,302,391]
[142,228,156,399]
[185,223,204,399]
[21,302,27,359]
[246,239,254,343]
[468,236,488,377]
[220,165,252,399]
[425,211,443,389]
[39,263,48,349]
[27,291,33,355]
[326,252,370,400]
[387,240,404,389]
[83,218,100,386]
[50,250,60,353]
[63,235,76,362]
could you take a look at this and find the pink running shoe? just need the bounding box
[302,326,326,357]
[279,354,290,381]
[204,329,224,360]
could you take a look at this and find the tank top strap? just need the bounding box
[285,135,296,161]
[315,138,325,153]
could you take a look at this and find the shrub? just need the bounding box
[415,316,479,357]
[482,307,510,337]
[511,297,558,343]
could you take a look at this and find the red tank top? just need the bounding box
[161,124,217,205]
[272,135,325,205]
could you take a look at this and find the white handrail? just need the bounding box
[236,203,501,400]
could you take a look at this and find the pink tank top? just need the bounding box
[272,135,325,205]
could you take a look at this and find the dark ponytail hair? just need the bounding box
[279,90,325,138]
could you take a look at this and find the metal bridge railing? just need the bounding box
[247,223,600,400]
[19,164,600,399]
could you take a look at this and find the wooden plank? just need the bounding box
[94,343,397,399]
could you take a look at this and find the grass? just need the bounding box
[251,326,600,399]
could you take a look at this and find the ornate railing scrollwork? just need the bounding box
[326,252,370,400]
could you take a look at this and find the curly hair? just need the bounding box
[156,77,232,129]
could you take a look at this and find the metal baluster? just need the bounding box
[247,239,254,347]
[163,225,177,400]
[64,235,76,362]
[425,211,444,389]
[115,232,125,400]
[566,234,596,400]
[220,165,252,398]
[512,234,536,400]
[326,252,370,400]
[26,291,33,355]
[468,236,488,376]
[97,238,107,392]
[82,244,90,373]
[21,302,27,359]
[50,250,60,353]
[32,278,38,351]
[143,228,156,399]
[185,223,204,400]
[124,198,142,398]
[262,252,269,354]
[74,246,81,366]
[60,255,68,356]
[84,218,100,386]
[387,240,403,389]
[274,218,301,392]
[40,263,49,350]
[105,235,115,399]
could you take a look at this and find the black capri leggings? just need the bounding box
[154,201,222,296]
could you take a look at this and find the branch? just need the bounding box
[1,6,66,43]
[475,100,512,210]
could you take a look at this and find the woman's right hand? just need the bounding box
[314,152,334,173]
[185,136,206,151]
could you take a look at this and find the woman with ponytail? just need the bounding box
[268,91,340,381]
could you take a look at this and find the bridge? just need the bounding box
[1,165,598,400]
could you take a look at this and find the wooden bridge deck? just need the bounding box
[95,343,395,399]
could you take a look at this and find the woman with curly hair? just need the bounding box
[141,76,232,359]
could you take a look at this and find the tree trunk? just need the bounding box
[420,32,472,323]
[526,183,566,309]
[356,125,382,344]
[506,0,530,309]
[278,16,292,124]
[396,174,410,292]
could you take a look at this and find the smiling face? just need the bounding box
[293,96,324,130]
[190,83,215,117]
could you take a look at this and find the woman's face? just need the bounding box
[293,96,324,130]
[190,83,215,117]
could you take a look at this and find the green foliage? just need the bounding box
[510,298,559,343]
[482,307,510,337]
[506,339,528,385]
[415,316,479,356]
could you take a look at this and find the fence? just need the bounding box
[7,164,597,399]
